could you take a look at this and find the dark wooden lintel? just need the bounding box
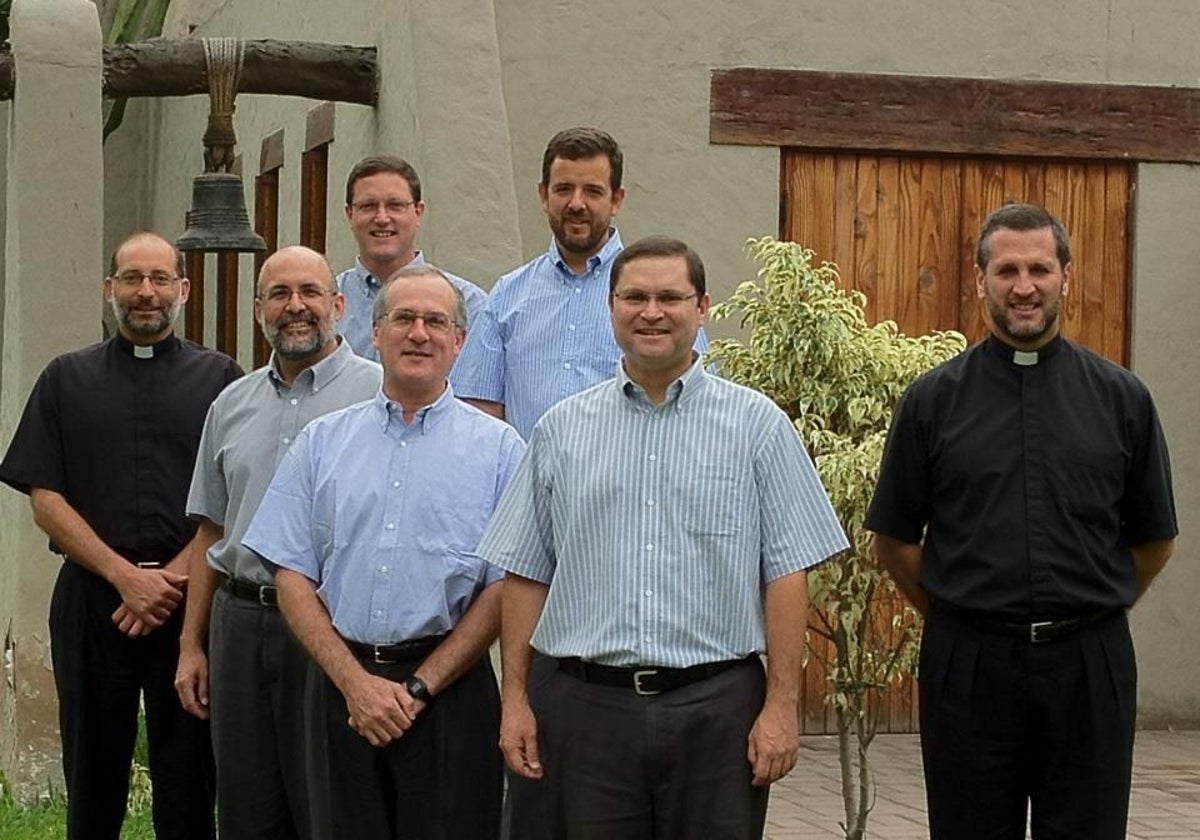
[710,68,1200,163]
[0,38,377,105]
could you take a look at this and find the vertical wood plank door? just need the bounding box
[780,150,1134,733]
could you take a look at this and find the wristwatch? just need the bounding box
[405,674,432,703]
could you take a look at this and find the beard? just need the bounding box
[985,294,1061,345]
[550,210,609,258]
[110,296,181,339]
[264,311,335,360]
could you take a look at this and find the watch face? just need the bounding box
[407,675,430,701]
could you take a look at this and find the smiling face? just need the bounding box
[104,234,190,345]
[373,272,464,410]
[610,254,708,389]
[538,155,625,271]
[975,226,1071,351]
[345,171,425,279]
[254,246,344,364]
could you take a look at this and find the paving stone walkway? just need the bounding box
[766,730,1200,838]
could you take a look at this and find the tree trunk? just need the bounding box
[0,38,378,104]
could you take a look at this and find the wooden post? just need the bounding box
[185,250,205,343]
[253,129,284,368]
[300,101,334,252]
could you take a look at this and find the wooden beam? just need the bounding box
[0,39,377,105]
[710,68,1200,164]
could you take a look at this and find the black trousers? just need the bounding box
[919,607,1137,840]
[208,587,329,840]
[541,657,769,840]
[315,652,502,840]
[502,649,557,840]
[49,560,216,840]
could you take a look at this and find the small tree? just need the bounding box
[707,237,966,840]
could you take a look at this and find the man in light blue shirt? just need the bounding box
[176,246,380,840]
[244,266,524,839]
[480,237,848,840]
[336,155,486,361]
[451,127,709,441]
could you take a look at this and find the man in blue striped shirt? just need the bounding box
[479,236,848,839]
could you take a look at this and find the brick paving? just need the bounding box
[766,730,1200,839]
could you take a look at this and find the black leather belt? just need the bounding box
[556,655,756,696]
[223,578,278,608]
[937,604,1121,643]
[346,635,445,665]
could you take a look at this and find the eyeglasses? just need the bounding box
[382,308,459,333]
[351,199,416,217]
[611,290,698,309]
[113,270,179,288]
[258,285,335,305]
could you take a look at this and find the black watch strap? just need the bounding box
[405,674,432,703]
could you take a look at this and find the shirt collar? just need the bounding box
[984,332,1064,366]
[353,251,427,289]
[113,330,181,360]
[549,228,623,280]
[372,379,457,434]
[266,337,358,393]
[617,353,708,410]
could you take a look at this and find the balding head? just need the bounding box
[254,246,345,370]
[256,246,335,297]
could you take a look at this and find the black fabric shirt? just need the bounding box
[866,334,1177,618]
[0,333,242,565]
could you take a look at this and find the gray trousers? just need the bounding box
[209,586,330,840]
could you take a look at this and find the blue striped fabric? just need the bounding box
[449,229,710,440]
[478,358,848,668]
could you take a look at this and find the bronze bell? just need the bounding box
[177,172,267,253]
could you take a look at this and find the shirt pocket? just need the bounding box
[1058,451,1125,526]
[677,465,744,536]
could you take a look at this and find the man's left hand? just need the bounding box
[747,700,800,787]
[111,603,153,637]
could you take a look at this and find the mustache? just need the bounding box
[276,312,319,327]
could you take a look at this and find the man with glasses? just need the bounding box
[0,232,242,839]
[452,127,711,839]
[337,155,486,361]
[480,237,847,840]
[244,265,524,839]
[174,246,379,840]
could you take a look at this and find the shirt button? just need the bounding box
[645,544,654,552]
[563,362,572,370]
[648,454,657,462]
[393,480,401,488]
[290,398,298,406]
[400,441,407,448]
[282,437,291,445]
[373,610,383,619]
[568,324,577,331]
[646,499,655,507]
[385,523,396,530]
[575,287,582,294]
[313,386,319,393]
[644,589,653,597]
[380,565,389,573]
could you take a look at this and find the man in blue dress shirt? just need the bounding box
[244,266,524,839]
[336,155,486,361]
[452,128,710,839]
[480,237,848,840]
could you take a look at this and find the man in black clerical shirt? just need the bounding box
[0,232,241,840]
[867,203,1177,840]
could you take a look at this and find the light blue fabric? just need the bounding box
[449,230,710,441]
[336,253,487,362]
[478,358,849,668]
[244,384,525,644]
[187,339,381,584]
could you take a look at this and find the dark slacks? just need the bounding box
[541,657,769,840]
[208,587,329,840]
[502,649,557,840]
[49,560,216,840]
[919,607,1137,840]
[315,652,502,840]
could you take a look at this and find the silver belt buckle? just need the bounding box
[258,586,275,607]
[1030,620,1054,643]
[136,561,162,569]
[373,646,395,665]
[633,669,660,696]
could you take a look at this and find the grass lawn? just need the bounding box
[0,791,154,839]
